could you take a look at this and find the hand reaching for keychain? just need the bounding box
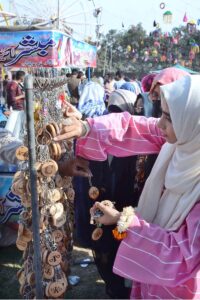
[58,156,91,177]
[54,117,89,141]
[63,102,82,120]
[90,201,121,226]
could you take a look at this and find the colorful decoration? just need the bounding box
[163,11,173,24]
[160,2,165,9]
[187,20,196,34]
[189,51,195,60]
[191,43,199,54]
[151,48,158,57]
[154,41,160,48]
[183,13,188,23]
[127,45,132,52]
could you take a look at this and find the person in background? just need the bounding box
[149,67,188,117]
[78,68,106,118]
[2,75,9,101]
[104,73,115,104]
[114,70,125,89]
[6,70,25,110]
[67,69,81,106]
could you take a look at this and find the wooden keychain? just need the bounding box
[88,176,99,200]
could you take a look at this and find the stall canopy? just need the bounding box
[151,63,199,74]
[0,29,96,68]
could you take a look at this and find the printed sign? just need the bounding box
[0,30,96,68]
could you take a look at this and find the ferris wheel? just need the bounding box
[8,0,103,42]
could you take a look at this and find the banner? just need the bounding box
[0,30,97,68]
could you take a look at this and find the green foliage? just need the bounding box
[97,23,200,78]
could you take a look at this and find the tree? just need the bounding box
[96,23,200,78]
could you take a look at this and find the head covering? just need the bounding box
[121,82,141,95]
[120,82,136,93]
[141,73,156,92]
[107,89,137,115]
[78,81,106,118]
[150,67,189,94]
[137,75,200,231]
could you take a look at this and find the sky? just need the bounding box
[0,0,200,39]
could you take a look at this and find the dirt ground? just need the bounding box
[0,244,109,299]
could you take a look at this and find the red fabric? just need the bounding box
[6,81,24,110]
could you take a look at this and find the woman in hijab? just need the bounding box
[149,67,188,117]
[55,74,200,299]
[88,89,139,299]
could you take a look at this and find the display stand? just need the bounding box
[0,28,97,299]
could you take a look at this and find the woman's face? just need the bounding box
[157,98,177,144]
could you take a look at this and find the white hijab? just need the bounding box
[137,75,200,231]
[108,89,137,115]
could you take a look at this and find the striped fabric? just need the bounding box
[76,112,165,160]
[76,112,200,298]
[114,202,200,299]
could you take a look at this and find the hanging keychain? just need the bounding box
[88,175,100,200]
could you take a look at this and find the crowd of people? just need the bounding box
[1,66,200,299]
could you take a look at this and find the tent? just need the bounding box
[173,64,199,74]
[151,63,199,74]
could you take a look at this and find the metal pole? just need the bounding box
[24,75,43,299]
[103,43,108,76]
[110,46,112,72]
[57,0,60,30]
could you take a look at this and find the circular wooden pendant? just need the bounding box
[48,282,65,298]
[48,188,63,202]
[16,146,29,161]
[91,227,103,241]
[22,228,33,242]
[53,213,66,228]
[43,264,55,280]
[41,160,58,177]
[89,186,99,200]
[18,270,25,285]
[47,251,62,266]
[58,275,68,291]
[49,203,64,217]
[16,238,28,251]
[27,272,35,286]
[52,229,63,243]
[66,188,75,201]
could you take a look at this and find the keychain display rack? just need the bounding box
[13,71,75,299]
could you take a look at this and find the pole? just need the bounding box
[110,46,112,72]
[103,43,108,76]
[57,0,60,30]
[24,75,43,299]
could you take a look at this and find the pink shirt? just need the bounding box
[76,112,200,299]
[114,204,200,299]
[76,112,165,160]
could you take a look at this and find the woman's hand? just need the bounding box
[64,102,82,120]
[90,202,121,226]
[54,117,89,141]
[58,157,91,177]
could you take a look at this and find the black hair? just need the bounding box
[16,70,25,80]
[115,70,124,79]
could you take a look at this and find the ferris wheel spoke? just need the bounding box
[60,9,95,19]
[59,0,81,15]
